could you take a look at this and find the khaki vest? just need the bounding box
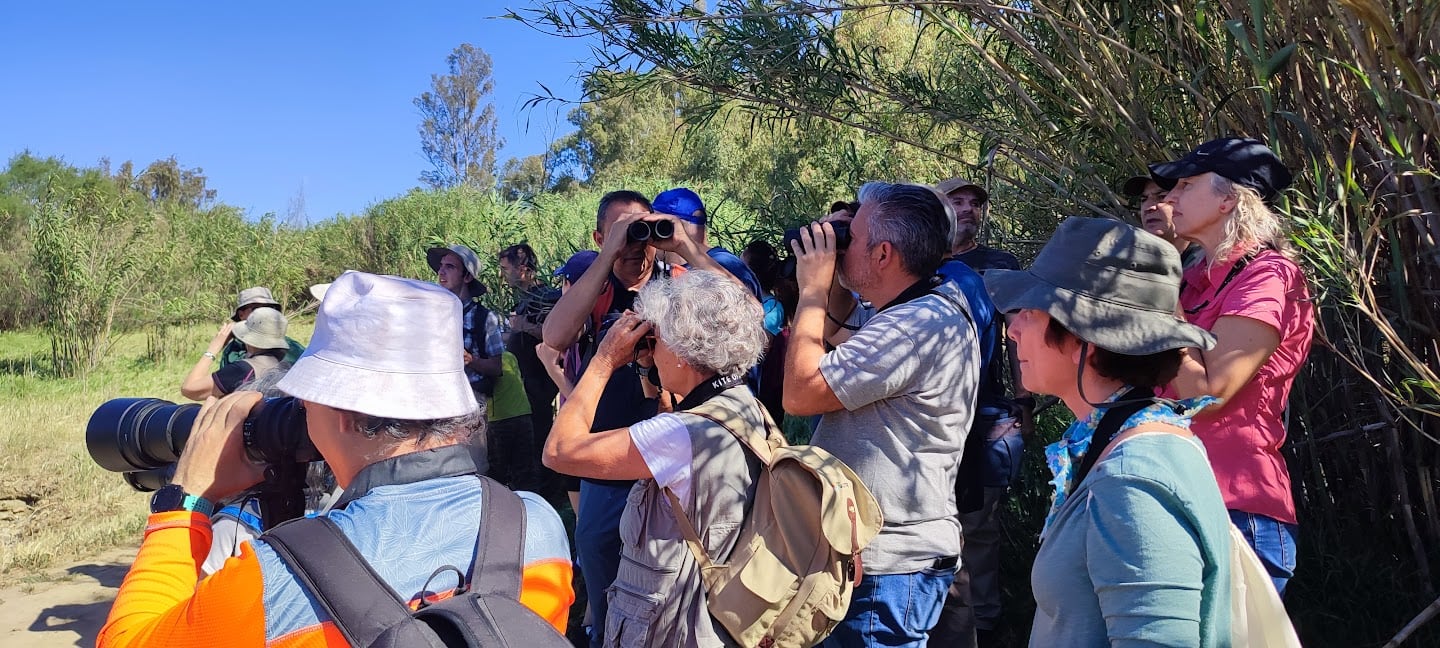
[606,387,762,648]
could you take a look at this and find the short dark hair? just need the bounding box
[856,182,951,278]
[499,243,539,272]
[742,240,780,292]
[1044,318,1182,388]
[596,190,652,231]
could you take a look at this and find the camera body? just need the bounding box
[86,396,319,529]
[627,219,675,243]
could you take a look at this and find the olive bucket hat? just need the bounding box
[232,306,290,351]
[984,217,1215,354]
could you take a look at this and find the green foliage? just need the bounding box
[416,43,504,189]
[31,186,161,376]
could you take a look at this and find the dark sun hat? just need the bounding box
[984,217,1215,355]
[1149,136,1293,201]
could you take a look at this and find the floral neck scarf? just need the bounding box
[1040,387,1217,537]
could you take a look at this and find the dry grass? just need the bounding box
[0,321,313,585]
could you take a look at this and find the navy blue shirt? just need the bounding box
[955,245,1021,274]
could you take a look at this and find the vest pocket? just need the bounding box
[605,582,661,646]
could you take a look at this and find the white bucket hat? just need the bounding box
[232,307,289,350]
[277,271,476,420]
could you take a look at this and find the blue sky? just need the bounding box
[0,2,594,222]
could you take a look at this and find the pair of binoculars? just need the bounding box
[782,221,852,254]
[627,219,675,242]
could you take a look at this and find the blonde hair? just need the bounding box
[1209,174,1289,266]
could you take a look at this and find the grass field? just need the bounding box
[0,322,313,585]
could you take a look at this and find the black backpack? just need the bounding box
[263,476,570,648]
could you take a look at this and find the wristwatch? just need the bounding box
[150,484,215,516]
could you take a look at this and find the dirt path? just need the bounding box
[0,545,136,647]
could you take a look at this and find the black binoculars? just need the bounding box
[627,219,675,243]
[783,220,852,254]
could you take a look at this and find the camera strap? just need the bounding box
[675,374,746,411]
[333,444,478,510]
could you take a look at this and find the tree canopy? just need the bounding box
[416,43,504,189]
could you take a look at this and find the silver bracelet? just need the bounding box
[202,351,216,360]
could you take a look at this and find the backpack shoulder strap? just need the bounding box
[1073,386,1156,487]
[686,403,779,466]
[468,475,528,597]
[663,399,774,575]
[264,516,415,647]
[588,278,616,334]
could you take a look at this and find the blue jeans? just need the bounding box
[576,480,631,647]
[1230,510,1298,595]
[822,566,955,647]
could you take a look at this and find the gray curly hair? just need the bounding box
[634,270,766,379]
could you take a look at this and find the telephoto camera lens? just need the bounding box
[87,395,318,491]
[244,396,320,465]
[86,398,201,474]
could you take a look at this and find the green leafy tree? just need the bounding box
[131,156,216,207]
[498,153,549,201]
[416,43,504,189]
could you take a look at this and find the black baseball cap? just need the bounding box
[1120,175,1156,197]
[1149,136,1293,201]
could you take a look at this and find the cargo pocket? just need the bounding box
[605,582,661,647]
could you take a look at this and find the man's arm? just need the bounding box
[99,517,269,648]
[100,392,270,647]
[466,310,504,377]
[543,212,647,350]
[646,216,759,304]
[783,222,846,416]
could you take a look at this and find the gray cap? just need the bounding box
[984,217,1215,354]
[935,177,989,204]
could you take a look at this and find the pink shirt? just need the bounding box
[1170,248,1314,524]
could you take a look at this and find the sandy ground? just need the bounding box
[0,545,136,648]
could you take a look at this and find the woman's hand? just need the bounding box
[592,311,653,373]
[209,321,235,351]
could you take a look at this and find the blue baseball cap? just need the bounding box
[652,188,707,226]
[553,250,599,283]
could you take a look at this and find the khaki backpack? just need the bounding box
[664,402,884,648]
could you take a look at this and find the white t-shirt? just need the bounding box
[628,413,695,502]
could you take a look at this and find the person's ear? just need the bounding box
[1219,192,1239,215]
[593,229,604,248]
[872,241,893,268]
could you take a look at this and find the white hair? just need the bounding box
[634,270,766,379]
